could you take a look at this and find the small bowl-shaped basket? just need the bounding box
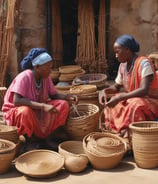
[0,138,16,174]
[59,65,82,74]
[58,141,88,173]
[83,132,126,170]
[65,103,99,140]
[72,73,107,90]
[129,121,158,169]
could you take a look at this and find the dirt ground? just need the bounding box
[1,155,158,184]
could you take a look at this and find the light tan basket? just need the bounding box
[59,65,82,74]
[148,51,158,70]
[0,138,16,174]
[83,132,126,170]
[129,121,158,169]
[58,141,88,173]
[65,103,99,140]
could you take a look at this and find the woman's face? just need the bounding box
[113,42,129,63]
[37,61,53,78]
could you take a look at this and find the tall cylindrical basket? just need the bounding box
[129,121,158,169]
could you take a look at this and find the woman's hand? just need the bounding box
[99,90,107,106]
[42,103,59,114]
[105,94,123,107]
[65,94,78,105]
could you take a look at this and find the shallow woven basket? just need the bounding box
[83,132,126,170]
[58,141,88,173]
[59,65,82,74]
[0,138,16,174]
[72,73,107,90]
[129,121,158,169]
[65,103,99,140]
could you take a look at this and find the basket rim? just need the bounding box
[129,121,158,132]
[0,138,16,153]
[68,103,99,120]
[83,132,127,157]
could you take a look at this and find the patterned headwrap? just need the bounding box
[115,34,140,52]
[21,48,52,70]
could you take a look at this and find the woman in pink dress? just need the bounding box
[2,48,78,150]
[99,35,158,140]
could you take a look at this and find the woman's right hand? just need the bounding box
[99,90,107,106]
[42,103,59,114]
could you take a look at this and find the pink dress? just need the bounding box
[2,69,69,138]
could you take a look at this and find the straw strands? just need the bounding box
[0,0,16,86]
[97,0,108,73]
[75,0,97,73]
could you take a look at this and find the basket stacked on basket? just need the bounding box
[0,138,16,174]
[0,125,20,155]
[65,103,99,140]
[58,140,89,173]
[72,73,107,90]
[69,84,100,107]
[59,65,85,82]
[129,121,158,169]
[83,132,126,170]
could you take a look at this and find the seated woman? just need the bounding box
[2,48,78,150]
[99,34,158,139]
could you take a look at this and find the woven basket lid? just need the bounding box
[15,149,64,178]
[70,84,97,95]
[59,65,82,74]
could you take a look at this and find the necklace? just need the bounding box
[126,54,138,73]
[32,70,42,90]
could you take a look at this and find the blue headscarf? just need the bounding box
[21,48,51,70]
[115,34,140,52]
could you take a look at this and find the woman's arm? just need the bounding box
[50,93,78,104]
[13,93,58,113]
[105,74,153,107]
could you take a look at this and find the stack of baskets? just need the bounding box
[0,138,16,174]
[65,103,99,140]
[0,125,20,155]
[148,51,158,78]
[59,65,85,82]
[83,132,126,170]
[72,73,107,90]
[129,121,158,169]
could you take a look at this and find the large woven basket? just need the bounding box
[58,141,88,173]
[65,103,99,140]
[0,138,16,174]
[83,132,126,170]
[72,73,107,90]
[129,121,158,169]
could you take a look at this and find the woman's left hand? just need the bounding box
[65,94,78,105]
[105,94,122,107]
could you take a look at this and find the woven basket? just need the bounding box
[83,132,126,170]
[59,65,82,74]
[0,138,16,174]
[129,121,158,169]
[72,73,107,90]
[65,103,99,140]
[0,125,19,144]
[58,141,88,173]
[148,52,158,70]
